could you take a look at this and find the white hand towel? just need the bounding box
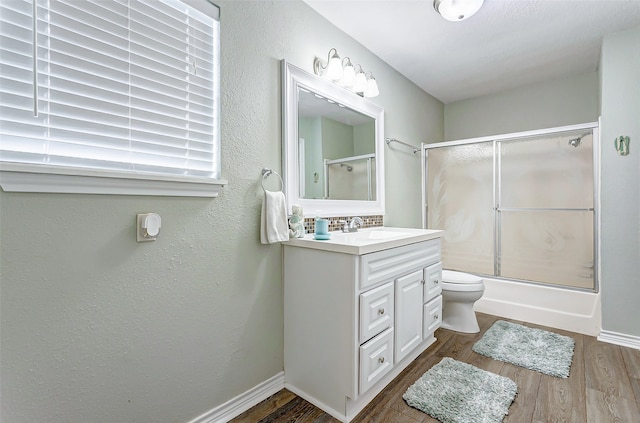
[260,190,290,244]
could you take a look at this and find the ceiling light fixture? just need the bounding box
[313,48,379,98]
[434,0,484,22]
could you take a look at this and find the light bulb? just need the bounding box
[339,61,355,88]
[353,69,367,93]
[325,50,343,81]
[364,76,379,98]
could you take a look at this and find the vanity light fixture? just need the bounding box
[313,48,343,81]
[313,49,379,97]
[434,0,484,21]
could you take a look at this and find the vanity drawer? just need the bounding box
[360,281,394,344]
[423,261,443,303]
[359,327,394,394]
[423,296,442,338]
[360,239,441,291]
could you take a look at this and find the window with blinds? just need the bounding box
[0,0,224,196]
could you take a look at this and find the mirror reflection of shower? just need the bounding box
[324,154,376,200]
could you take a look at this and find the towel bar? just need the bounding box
[385,137,420,154]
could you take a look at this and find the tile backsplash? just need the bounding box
[303,215,384,234]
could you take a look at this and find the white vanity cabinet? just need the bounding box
[283,230,442,423]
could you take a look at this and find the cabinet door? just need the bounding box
[359,327,394,394]
[394,269,423,363]
[359,282,394,344]
[423,261,443,303]
[423,296,442,338]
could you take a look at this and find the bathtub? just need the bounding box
[474,277,601,336]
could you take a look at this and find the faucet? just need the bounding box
[342,216,363,232]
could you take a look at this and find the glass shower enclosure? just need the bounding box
[324,154,376,200]
[423,124,598,291]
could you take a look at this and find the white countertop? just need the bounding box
[282,226,443,255]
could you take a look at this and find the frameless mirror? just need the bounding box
[282,60,385,217]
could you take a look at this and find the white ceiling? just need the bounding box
[304,0,640,104]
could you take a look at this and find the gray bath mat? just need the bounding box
[403,357,517,423]
[472,320,575,378]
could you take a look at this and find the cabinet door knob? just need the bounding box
[434,314,439,320]
[434,279,439,284]
[378,308,385,315]
[421,279,425,285]
[379,357,385,364]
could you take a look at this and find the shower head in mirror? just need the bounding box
[568,133,590,148]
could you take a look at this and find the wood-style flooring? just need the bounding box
[229,313,640,423]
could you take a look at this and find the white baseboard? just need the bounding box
[186,372,285,423]
[598,330,640,350]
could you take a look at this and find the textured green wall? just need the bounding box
[444,72,599,141]
[599,26,640,338]
[0,1,443,422]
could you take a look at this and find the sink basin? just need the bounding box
[334,229,412,240]
[283,227,443,255]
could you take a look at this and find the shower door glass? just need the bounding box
[425,126,596,291]
[427,143,494,275]
[498,131,594,288]
[499,210,594,288]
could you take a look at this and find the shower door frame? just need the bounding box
[421,122,600,293]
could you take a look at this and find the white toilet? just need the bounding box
[440,270,485,333]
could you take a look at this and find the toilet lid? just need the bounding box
[442,270,483,284]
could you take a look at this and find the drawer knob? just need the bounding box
[379,357,385,364]
[378,308,385,315]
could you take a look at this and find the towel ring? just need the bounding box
[261,168,284,192]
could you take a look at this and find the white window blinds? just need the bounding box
[0,0,221,181]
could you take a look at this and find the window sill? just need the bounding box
[0,164,227,197]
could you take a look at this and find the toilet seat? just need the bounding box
[442,270,484,292]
